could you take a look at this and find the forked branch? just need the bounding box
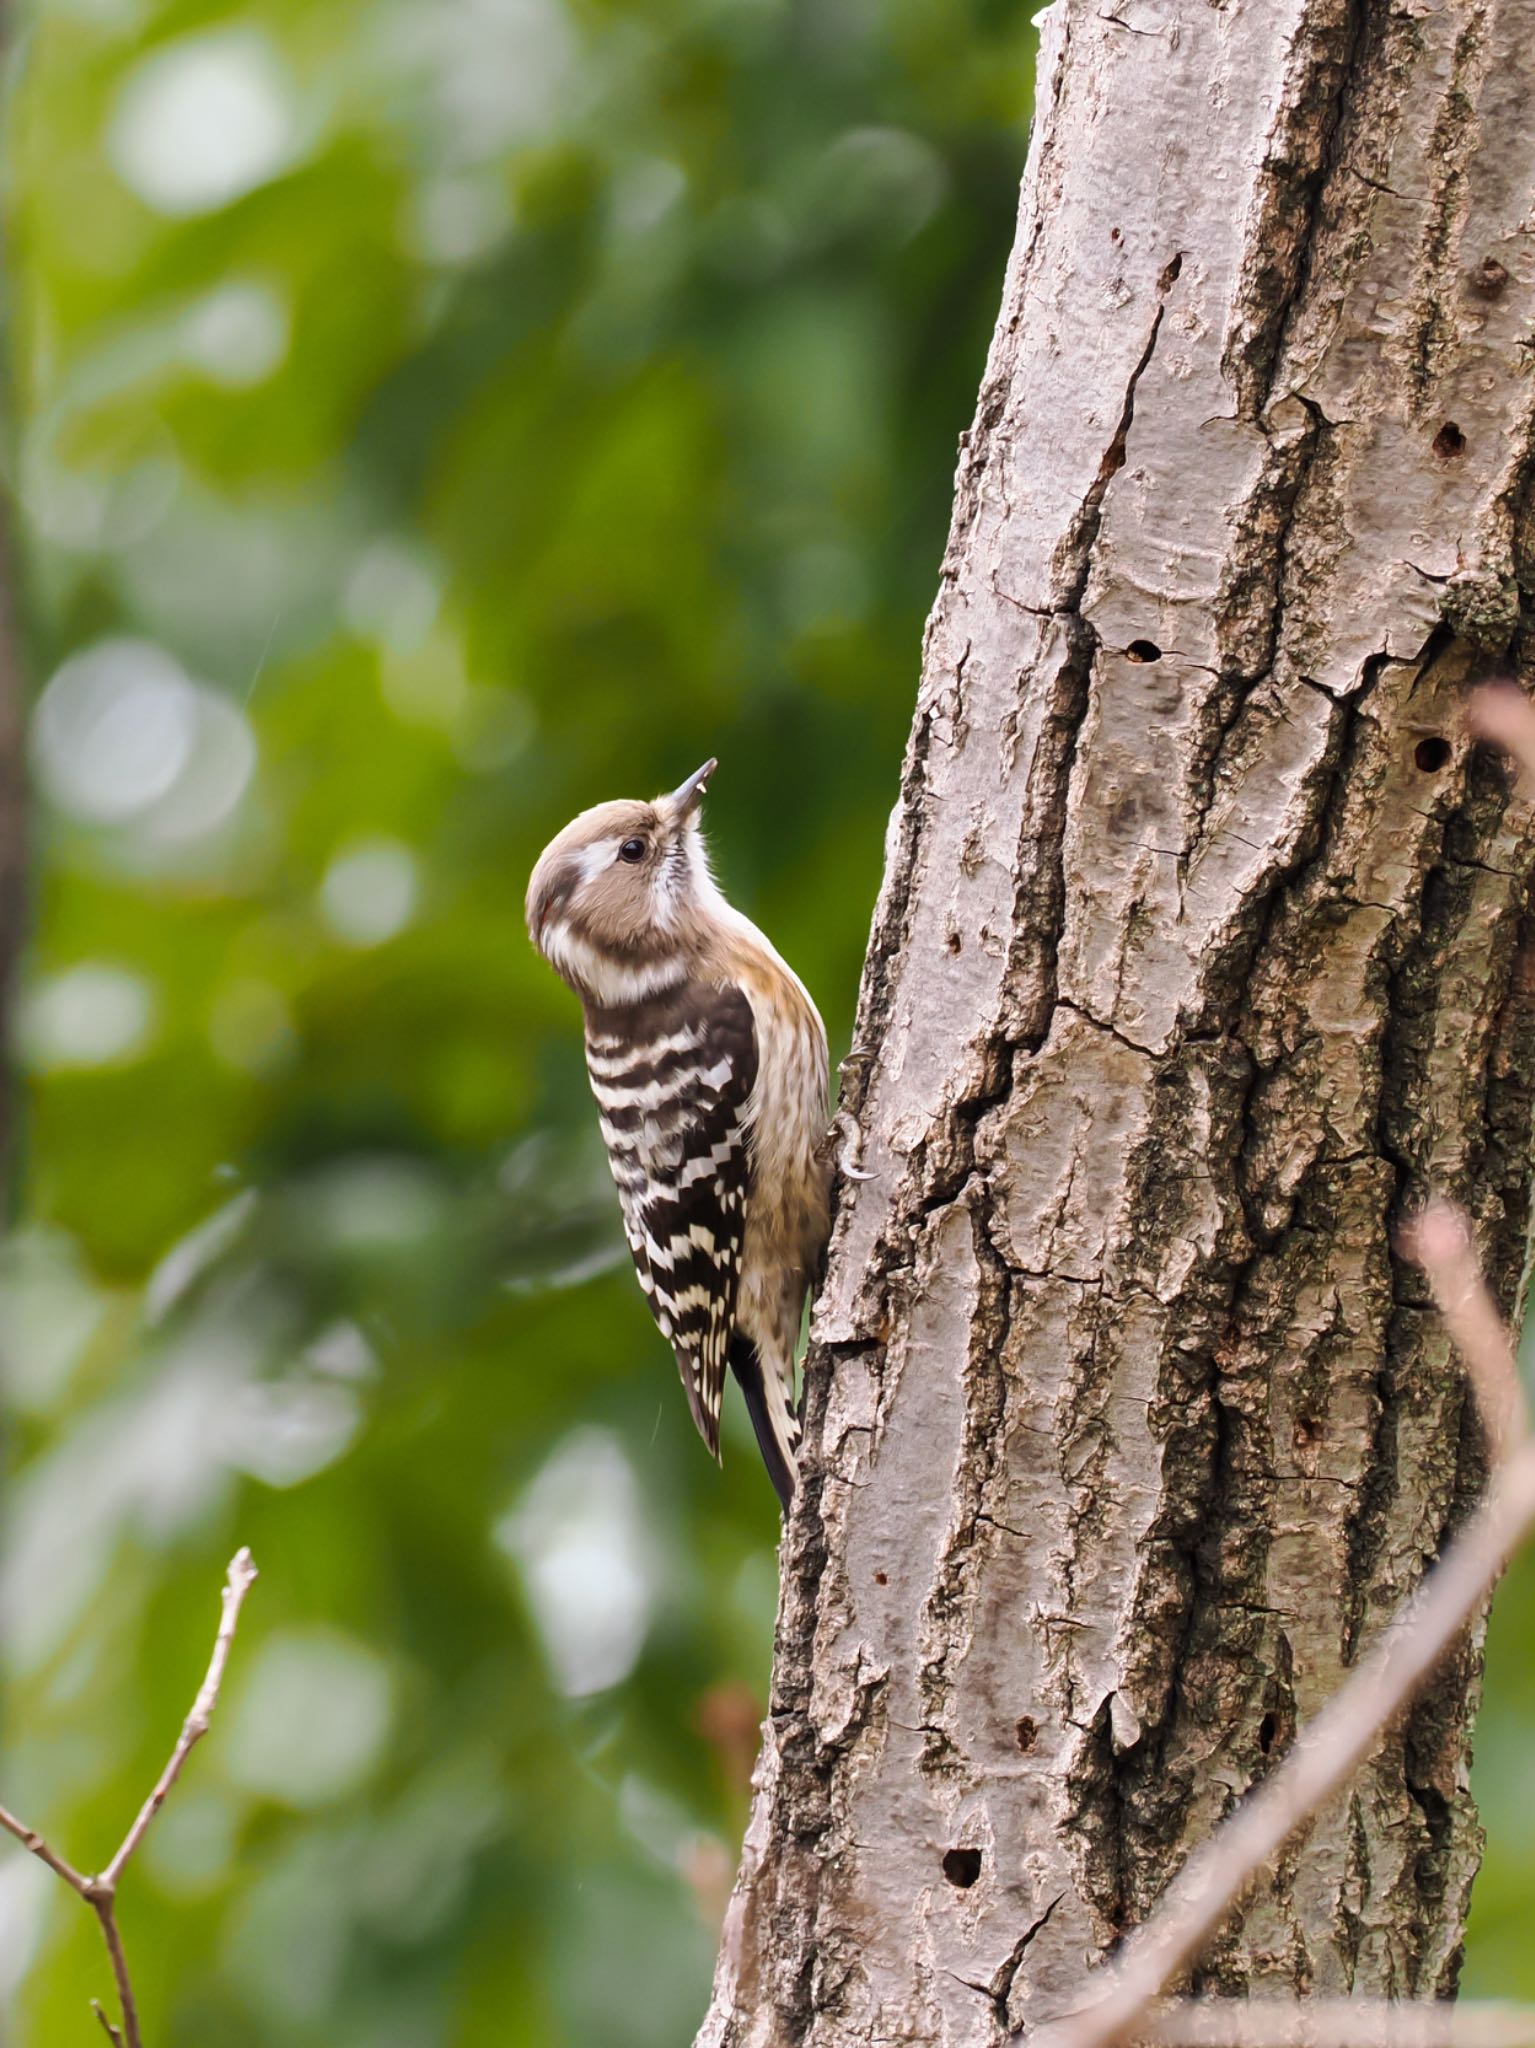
[0,1548,258,2048]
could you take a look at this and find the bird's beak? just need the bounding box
[666,758,717,819]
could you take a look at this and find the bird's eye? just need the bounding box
[618,837,647,864]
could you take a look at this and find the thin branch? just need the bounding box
[0,1549,258,2048]
[102,1546,258,1886]
[1467,680,1535,785]
[1031,1442,1535,2048]
[87,1900,139,2048]
[90,2001,124,2048]
[1141,2001,1535,2048]
[0,1803,90,1892]
[1399,1199,1530,1459]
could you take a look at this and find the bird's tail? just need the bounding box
[728,1334,799,1513]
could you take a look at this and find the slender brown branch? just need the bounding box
[1399,1199,1530,1459]
[0,1803,90,1891]
[91,2001,124,2048]
[1141,2002,1535,2048]
[1031,1443,1535,2048]
[102,1546,258,1887]
[0,1549,258,2048]
[87,1898,140,2048]
[1468,680,1535,785]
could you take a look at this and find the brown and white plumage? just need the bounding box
[526,760,830,1509]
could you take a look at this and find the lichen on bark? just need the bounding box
[698,3,1535,2043]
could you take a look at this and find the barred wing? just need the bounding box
[585,981,758,1457]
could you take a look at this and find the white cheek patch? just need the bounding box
[539,919,582,983]
[541,919,683,1005]
[574,830,679,931]
[542,920,613,992]
[576,839,622,885]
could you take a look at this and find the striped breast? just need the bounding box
[584,979,759,1458]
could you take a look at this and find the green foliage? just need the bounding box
[1465,1527,1535,1997]
[0,0,1032,2040]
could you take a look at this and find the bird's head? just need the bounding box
[526,758,720,1005]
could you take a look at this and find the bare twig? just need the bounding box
[1468,679,1535,784]
[103,1546,258,1886]
[1031,1445,1535,2048]
[0,1549,258,2048]
[1141,2001,1535,2048]
[91,2001,124,2048]
[0,1803,90,1890]
[87,1903,139,2048]
[1400,1199,1530,1459]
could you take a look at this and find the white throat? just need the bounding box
[541,920,686,1008]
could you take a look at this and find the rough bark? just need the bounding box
[700,2,1535,2043]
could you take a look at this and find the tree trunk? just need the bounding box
[700,2,1535,2042]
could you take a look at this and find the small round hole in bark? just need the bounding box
[1433,421,1466,459]
[945,931,962,955]
[1415,736,1452,772]
[1110,226,1123,244]
[1475,256,1510,297]
[943,1847,983,1888]
[1293,1416,1322,1449]
[874,1571,888,1587]
[1015,1716,1038,1753]
[1258,1712,1279,1756]
[1127,639,1162,664]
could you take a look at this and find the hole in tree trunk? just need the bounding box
[1415,736,1452,772]
[1126,640,1162,663]
[1433,421,1466,459]
[1015,1716,1038,1753]
[942,1847,983,1888]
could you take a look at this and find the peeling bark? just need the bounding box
[698,3,1535,2043]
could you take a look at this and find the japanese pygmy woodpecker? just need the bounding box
[526,760,831,1511]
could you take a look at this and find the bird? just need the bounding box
[526,759,830,1510]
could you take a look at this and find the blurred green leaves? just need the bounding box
[1,0,1034,2041]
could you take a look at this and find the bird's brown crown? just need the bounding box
[526,763,718,1005]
